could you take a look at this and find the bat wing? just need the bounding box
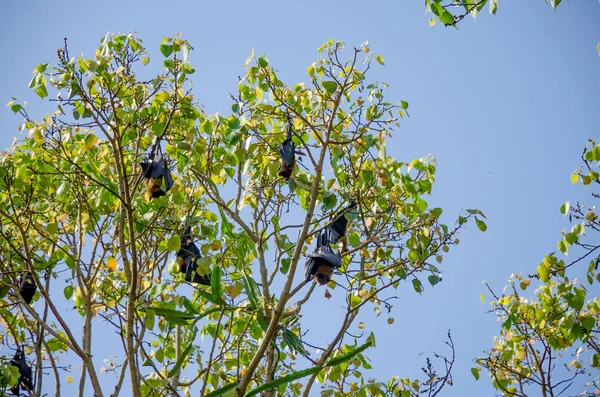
[327,202,357,243]
[304,257,317,282]
[279,139,295,166]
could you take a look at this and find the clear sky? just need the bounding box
[1,1,599,396]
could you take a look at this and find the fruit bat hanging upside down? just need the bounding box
[9,347,33,395]
[140,145,173,200]
[176,228,211,286]
[304,202,357,285]
[278,117,297,180]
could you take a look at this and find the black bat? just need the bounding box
[18,272,36,305]
[140,146,174,199]
[9,347,33,396]
[278,118,295,180]
[304,202,357,285]
[304,230,342,285]
[176,228,211,286]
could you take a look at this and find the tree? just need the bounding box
[474,141,600,396]
[0,34,484,396]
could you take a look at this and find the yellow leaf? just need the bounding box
[571,172,579,184]
[211,240,222,251]
[597,42,600,56]
[429,18,436,27]
[226,284,242,299]
[387,317,395,325]
[107,257,117,272]
[358,322,365,329]
[66,375,73,384]
[84,134,97,150]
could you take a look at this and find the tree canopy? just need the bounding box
[0,34,484,396]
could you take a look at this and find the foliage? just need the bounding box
[0,34,482,396]
[474,140,600,396]
[426,0,565,27]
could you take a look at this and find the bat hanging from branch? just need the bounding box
[176,227,211,286]
[17,272,36,304]
[278,117,296,180]
[140,144,174,200]
[304,202,357,285]
[9,346,33,395]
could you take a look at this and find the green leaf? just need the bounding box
[475,218,487,232]
[282,329,308,355]
[10,103,22,113]
[245,366,322,396]
[557,239,567,254]
[565,233,578,245]
[560,201,570,215]
[360,170,374,185]
[63,285,74,300]
[167,235,181,252]
[582,316,596,332]
[141,56,150,65]
[593,354,600,368]
[430,2,455,25]
[537,264,550,283]
[375,55,385,65]
[258,57,268,68]
[151,306,195,325]
[36,63,49,73]
[428,275,442,286]
[46,337,67,352]
[243,274,259,309]
[348,232,361,247]
[471,367,480,381]
[412,278,422,293]
[466,208,486,218]
[322,80,338,94]
[29,74,48,99]
[325,339,373,367]
[211,266,224,304]
[415,196,428,212]
[160,42,174,57]
[218,207,234,238]
[204,383,237,397]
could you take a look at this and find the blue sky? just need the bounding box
[1,1,599,395]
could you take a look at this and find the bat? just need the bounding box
[304,230,342,285]
[18,272,36,304]
[278,118,295,180]
[140,145,173,200]
[176,228,211,286]
[9,347,33,395]
[304,202,357,285]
